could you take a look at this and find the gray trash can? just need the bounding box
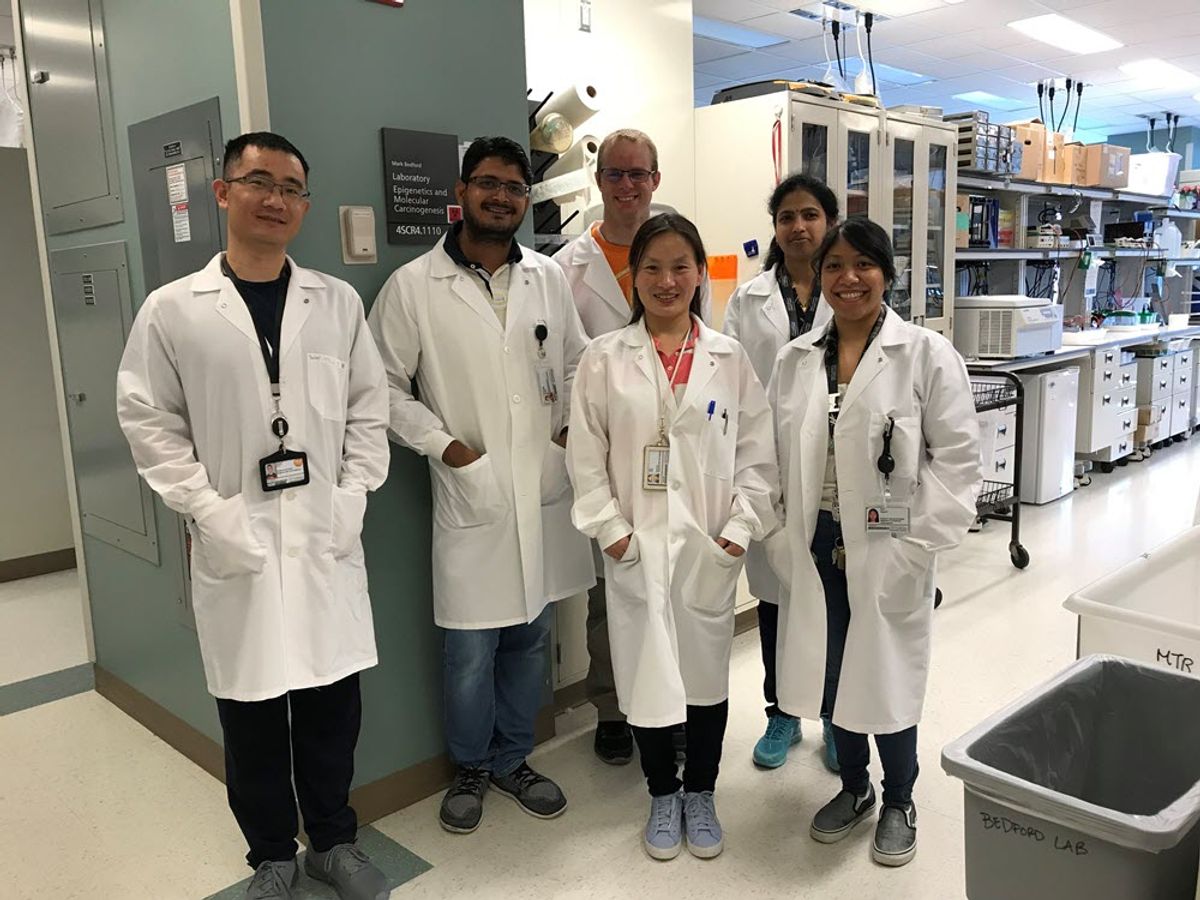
[942,655,1200,900]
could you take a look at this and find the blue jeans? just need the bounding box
[442,605,552,776]
[812,511,919,808]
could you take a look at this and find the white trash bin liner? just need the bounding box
[942,655,1200,900]
[1065,525,1200,678]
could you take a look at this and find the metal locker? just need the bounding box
[49,241,158,563]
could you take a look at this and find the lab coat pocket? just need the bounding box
[617,533,641,565]
[869,413,922,489]
[687,536,743,616]
[434,453,506,528]
[307,352,349,420]
[877,538,933,615]
[540,442,571,506]
[331,485,367,560]
[193,494,267,579]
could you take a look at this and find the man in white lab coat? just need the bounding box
[117,133,391,900]
[369,137,591,835]
[554,129,708,763]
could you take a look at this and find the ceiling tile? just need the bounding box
[737,10,823,41]
[694,35,751,64]
[694,71,728,89]
[696,49,804,80]
[692,0,779,23]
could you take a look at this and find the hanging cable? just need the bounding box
[1146,117,1156,152]
[831,19,845,81]
[1057,78,1074,132]
[864,13,878,97]
[1072,81,1084,134]
[1037,80,1046,124]
[821,17,836,85]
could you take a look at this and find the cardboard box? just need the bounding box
[1046,136,1084,184]
[1084,144,1131,189]
[1011,122,1046,181]
[1138,404,1164,426]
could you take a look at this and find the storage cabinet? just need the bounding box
[696,90,957,332]
[1076,348,1138,463]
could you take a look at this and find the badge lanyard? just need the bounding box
[533,321,558,405]
[221,257,311,494]
[775,267,818,340]
[822,308,887,564]
[643,322,695,491]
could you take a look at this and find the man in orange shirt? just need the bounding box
[555,130,709,764]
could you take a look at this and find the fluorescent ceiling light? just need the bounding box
[693,16,787,50]
[953,90,1029,111]
[1007,14,1122,55]
[1118,58,1200,89]
[843,57,932,86]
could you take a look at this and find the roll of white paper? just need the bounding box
[544,134,599,181]
[535,83,600,130]
[530,112,574,154]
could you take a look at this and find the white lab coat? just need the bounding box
[567,318,778,727]
[368,237,594,630]
[722,265,831,603]
[554,227,713,339]
[768,312,981,734]
[116,254,390,702]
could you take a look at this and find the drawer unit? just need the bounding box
[1169,392,1192,436]
[1135,358,1175,404]
[989,445,1015,484]
[1117,361,1138,389]
[1089,432,1135,463]
[1176,365,1191,394]
[992,406,1017,451]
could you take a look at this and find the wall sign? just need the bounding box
[381,127,459,245]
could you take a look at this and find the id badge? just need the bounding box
[536,365,558,405]
[643,443,669,490]
[260,449,310,492]
[866,503,910,537]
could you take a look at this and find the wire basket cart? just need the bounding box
[968,369,1030,570]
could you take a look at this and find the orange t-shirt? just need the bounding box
[591,222,633,306]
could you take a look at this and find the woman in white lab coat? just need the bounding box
[769,218,980,868]
[568,214,777,862]
[721,172,838,773]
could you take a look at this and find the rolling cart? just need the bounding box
[968,368,1030,570]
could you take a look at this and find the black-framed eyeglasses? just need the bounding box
[467,176,530,199]
[225,175,311,203]
[599,167,656,184]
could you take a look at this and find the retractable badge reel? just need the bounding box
[533,322,558,405]
[259,406,310,492]
[866,416,909,536]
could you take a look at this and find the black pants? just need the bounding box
[812,512,919,808]
[216,673,361,868]
[756,599,786,717]
[631,701,728,797]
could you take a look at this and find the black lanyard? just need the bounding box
[775,266,819,340]
[822,308,887,437]
[221,256,287,388]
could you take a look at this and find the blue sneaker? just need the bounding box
[752,714,801,768]
[821,716,840,773]
[643,790,684,860]
[683,791,724,859]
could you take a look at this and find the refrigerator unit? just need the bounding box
[1019,367,1080,504]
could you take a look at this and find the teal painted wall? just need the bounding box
[36,0,244,743]
[259,0,531,784]
[1105,126,1198,173]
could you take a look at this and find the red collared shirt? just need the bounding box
[653,321,700,398]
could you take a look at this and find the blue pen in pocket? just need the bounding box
[707,400,716,420]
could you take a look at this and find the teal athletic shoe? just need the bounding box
[752,714,802,768]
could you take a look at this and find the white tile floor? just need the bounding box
[2,439,1199,900]
[0,569,88,687]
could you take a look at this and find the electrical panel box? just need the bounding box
[21,0,123,233]
[129,97,225,294]
[49,242,158,564]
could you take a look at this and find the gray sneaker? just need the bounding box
[643,790,684,860]
[872,803,918,867]
[245,859,297,899]
[490,762,567,819]
[439,766,488,834]
[810,784,877,843]
[304,843,389,900]
[683,791,724,859]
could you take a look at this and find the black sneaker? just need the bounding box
[810,784,877,843]
[594,721,634,765]
[671,724,687,762]
[490,762,567,819]
[439,766,488,834]
[872,803,917,867]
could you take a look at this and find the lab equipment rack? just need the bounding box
[968,368,1030,569]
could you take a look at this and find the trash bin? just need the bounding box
[1064,526,1200,679]
[942,655,1200,900]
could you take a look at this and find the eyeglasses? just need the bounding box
[599,167,656,184]
[225,175,311,203]
[467,176,531,199]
